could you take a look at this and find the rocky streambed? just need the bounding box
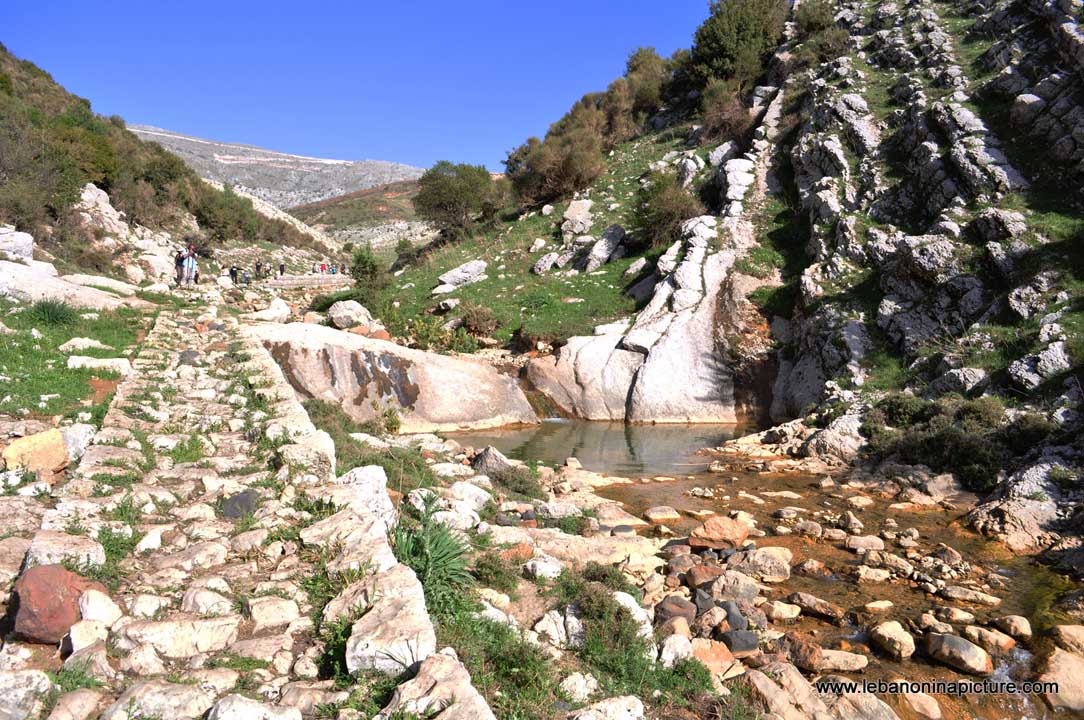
[449,422,1084,719]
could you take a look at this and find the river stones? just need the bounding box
[654,596,696,626]
[787,592,845,622]
[963,625,1016,654]
[1037,647,1084,712]
[689,516,750,550]
[869,620,916,659]
[926,633,993,675]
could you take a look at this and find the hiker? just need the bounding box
[174,250,185,285]
[320,262,327,274]
[255,260,263,278]
[311,263,318,274]
[279,261,285,277]
[242,269,251,285]
[181,245,198,287]
[229,264,238,284]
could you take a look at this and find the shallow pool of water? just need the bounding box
[448,419,745,477]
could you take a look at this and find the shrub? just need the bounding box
[392,496,473,615]
[27,298,78,325]
[413,161,507,241]
[700,78,755,143]
[460,303,500,336]
[348,244,390,307]
[487,464,545,500]
[795,0,837,37]
[634,170,706,248]
[689,0,788,88]
[471,551,520,594]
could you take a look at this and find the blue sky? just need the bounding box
[1,1,708,170]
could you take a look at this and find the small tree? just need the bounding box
[350,244,389,306]
[690,0,788,88]
[634,171,706,248]
[700,78,754,143]
[412,161,504,240]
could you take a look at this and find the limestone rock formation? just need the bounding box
[250,322,537,432]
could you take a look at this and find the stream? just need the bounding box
[452,419,1081,720]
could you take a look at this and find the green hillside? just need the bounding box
[290,179,420,231]
[0,43,314,271]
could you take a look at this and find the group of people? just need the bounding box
[175,245,290,288]
[312,261,348,275]
[174,245,199,286]
[229,259,286,285]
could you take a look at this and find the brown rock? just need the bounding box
[11,565,107,644]
[778,631,823,671]
[498,543,534,564]
[691,637,739,678]
[686,563,724,588]
[2,428,68,473]
[689,516,749,550]
[654,596,696,626]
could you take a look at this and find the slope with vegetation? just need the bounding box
[0,43,318,276]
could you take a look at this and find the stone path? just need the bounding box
[0,303,494,719]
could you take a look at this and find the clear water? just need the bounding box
[447,418,745,477]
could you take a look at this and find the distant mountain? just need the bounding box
[129,125,424,209]
[291,179,437,251]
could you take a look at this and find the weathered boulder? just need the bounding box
[247,298,290,323]
[527,334,643,420]
[438,260,487,288]
[0,260,150,310]
[926,633,993,675]
[567,695,644,720]
[0,670,54,720]
[689,516,750,550]
[561,200,594,241]
[25,532,105,569]
[327,300,374,330]
[250,322,537,432]
[99,680,216,720]
[870,621,915,659]
[375,650,495,719]
[2,429,69,473]
[207,694,302,720]
[1037,647,1084,712]
[11,566,108,643]
[0,226,34,261]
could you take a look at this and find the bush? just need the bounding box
[392,496,473,615]
[27,299,78,325]
[860,394,1059,493]
[634,171,706,248]
[348,244,390,307]
[413,161,507,241]
[460,303,500,336]
[690,0,788,88]
[471,551,520,594]
[487,464,545,500]
[700,78,755,144]
[795,0,837,37]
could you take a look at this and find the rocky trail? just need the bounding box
[0,301,495,720]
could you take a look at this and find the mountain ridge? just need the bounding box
[129,124,424,210]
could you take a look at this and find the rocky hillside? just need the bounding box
[0,44,323,279]
[290,179,437,251]
[129,125,423,209]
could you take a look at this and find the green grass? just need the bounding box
[392,496,473,616]
[291,179,421,230]
[206,654,270,671]
[0,300,147,416]
[165,435,206,464]
[371,130,696,346]
[63,525,142,592]
[26,298,79,325]
[548,570,713,711]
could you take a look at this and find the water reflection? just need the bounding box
[447,419,745,477]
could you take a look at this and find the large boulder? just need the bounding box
[11,565,108,644]
[1037,647,1084,712]
[689,516,750,550]
[327,300,374,330]
[926,633,993,675]
[247,298,290,323]
[561,200,594,241]
[375,650,495,719]
[2,428,69,473]
[0,670,55,720]
[0,226,34,261]
[438,260,487,288]
[250,322,537,432]
[526,334,643,420]
[0,260,150,310]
